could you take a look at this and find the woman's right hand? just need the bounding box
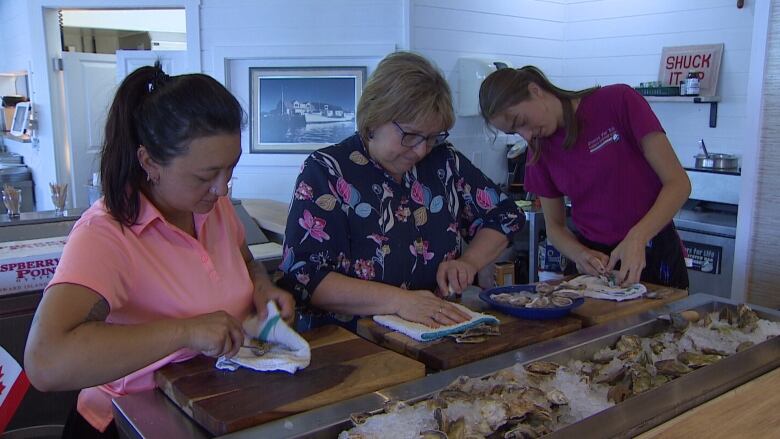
[573,248,609,276]
[183,311,245,358]
[394,290,472,328]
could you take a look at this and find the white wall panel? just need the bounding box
[201,0,405,201]
[411,0,564,183]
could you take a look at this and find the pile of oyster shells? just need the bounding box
[340,304,779,439]
[489,281,583,309]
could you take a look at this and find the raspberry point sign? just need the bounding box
[658,44,723,97]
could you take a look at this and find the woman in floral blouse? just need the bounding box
[280,52,525,329]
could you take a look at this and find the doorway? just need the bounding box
[26,1,200,212]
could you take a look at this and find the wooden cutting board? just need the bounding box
[357,312,581,371]
[154,325,424,436]
[571,283,688,327]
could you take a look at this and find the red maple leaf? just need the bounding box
[0,365,6,395]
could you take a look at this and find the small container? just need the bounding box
[679,80,687,96]
[686,71,702,96]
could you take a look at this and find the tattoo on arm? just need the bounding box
[84,299,110,322]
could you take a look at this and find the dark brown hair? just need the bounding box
[479,66,599,161]
[100,62,244,226]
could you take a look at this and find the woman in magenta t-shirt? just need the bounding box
[479,66,690,289]
[24,64,294,438]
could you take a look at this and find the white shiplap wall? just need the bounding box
[411,0,567,184]
[563,0,754,169]
[0,0,31,73]
[203,0,406,202]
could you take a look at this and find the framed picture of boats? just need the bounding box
[250,66,367,153]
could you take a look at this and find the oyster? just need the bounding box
[701,347,729,357]
[607,376,632,403]
[349,412,371,425]
[677,351,722,368]
[552,289,583,300]
[535,282,555,294]
[526,296,551,308]
[718,306,736,325]
[629,366,652,394]
[737,304,760,332]
[546,389,569,406]
[550,296,574,307]
[420,430,447,439]
[654,359,692,377]
[650,340,667,355]
[523,361,561,375]
[736,341,755,352]
[615,335,642,353]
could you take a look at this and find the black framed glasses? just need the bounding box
[392,121,449,148]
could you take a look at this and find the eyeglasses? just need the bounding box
[392,121,449,148]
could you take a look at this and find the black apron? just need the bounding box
[564,223,689,289]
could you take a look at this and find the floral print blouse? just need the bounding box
[280,133,525,318]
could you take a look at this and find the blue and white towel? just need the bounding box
[373,303,499,342]
[216,301,310,374]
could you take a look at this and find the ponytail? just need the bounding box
[100,62,244,226]
[479,66,599,162]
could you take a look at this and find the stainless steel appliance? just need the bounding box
[676,168,739,298]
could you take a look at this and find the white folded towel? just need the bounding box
[373,303,499,342]
[568,274,647,302]
[216,301,311,374]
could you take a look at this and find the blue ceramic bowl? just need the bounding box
[479,284,585,320]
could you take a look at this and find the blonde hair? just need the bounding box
[357,52,454,141]
[479,66,598,161]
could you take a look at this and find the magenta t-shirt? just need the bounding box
[525,84,664,245]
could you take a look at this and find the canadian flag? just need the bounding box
[0,346,30,433]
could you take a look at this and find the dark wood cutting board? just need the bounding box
[356,312,581,371]
[571,283,688,327]
[154,325,424,436]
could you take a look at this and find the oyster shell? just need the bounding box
[535,282,555,294]
[737,304,759,332]
[677,351,722,368]
[736,341,755,352]
[550,296,574,307]
[654,359,692,377]
[523,361,561,375]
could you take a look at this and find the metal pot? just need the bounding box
[694,153,739,170]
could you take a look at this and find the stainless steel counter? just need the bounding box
[113,294,779,439]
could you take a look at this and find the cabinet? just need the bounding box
[644,95,720,128]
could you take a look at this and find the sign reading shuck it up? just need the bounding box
[658,43,724,97]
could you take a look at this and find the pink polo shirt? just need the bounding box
[47,194,253,431]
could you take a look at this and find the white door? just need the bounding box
[115,50,188,83]
[61,52,117,208]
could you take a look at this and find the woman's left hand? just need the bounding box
[436,259,478,297]
[606,236,647,286]
[253,284,296,324]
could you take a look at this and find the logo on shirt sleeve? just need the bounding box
[587,127,621,153]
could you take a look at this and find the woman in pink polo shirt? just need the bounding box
[24,63,294,438]
[479,66,690,289]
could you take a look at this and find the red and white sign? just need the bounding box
[0,237,66,296]
[658,43,724,97]
[0,346,30,432]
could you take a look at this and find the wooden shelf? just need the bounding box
[643,95,720,103]
[643,96,720,128]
